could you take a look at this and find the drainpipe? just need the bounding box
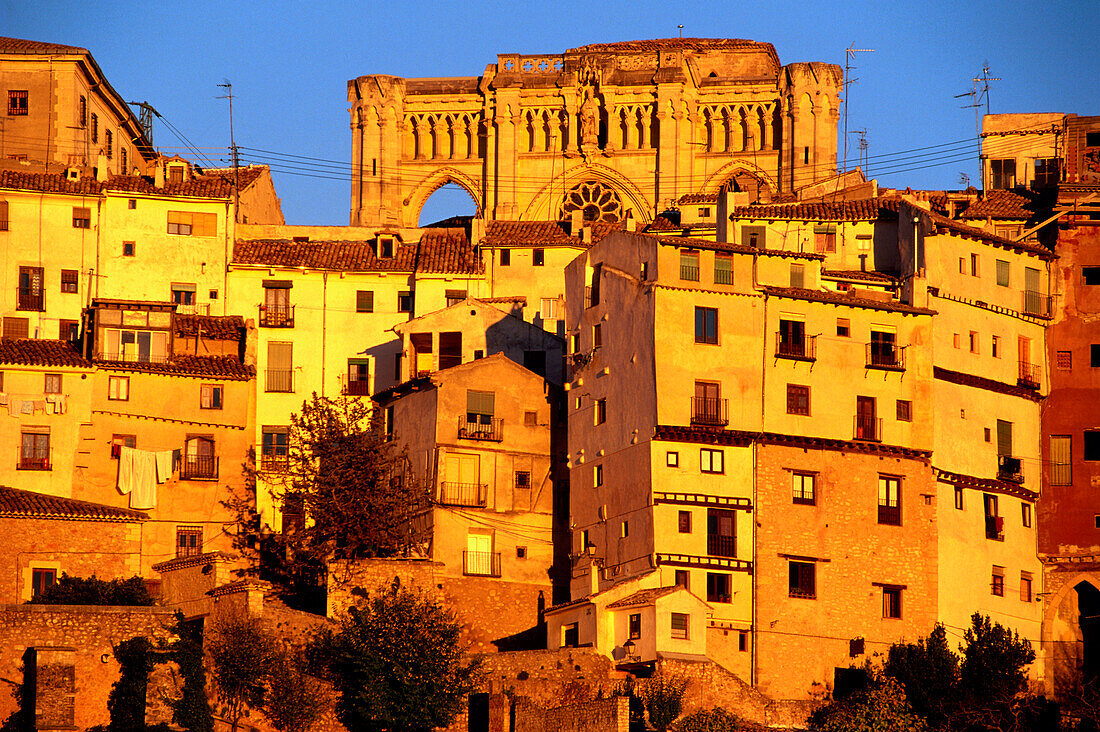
[321,272,328,396]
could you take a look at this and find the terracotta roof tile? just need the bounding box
[926,210,1054,259]
[0,166,263,199]
[761,286,935,315]
[678,193,718,205]
[0,339,90,368]
[0,37,87,54]
[482,220,621,247]
[233,231,482,274]
[98,355,254,380]
[732,199,900,222]
[959,189,1041,220]
[0,485,147,522]
[933,366,1042,402]
[653,425,931,460]
[174,314,246,341]
[821,269,898,283]
[606,587,680,609]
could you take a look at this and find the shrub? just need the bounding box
[30,574,154,606]
[675,707,739,732]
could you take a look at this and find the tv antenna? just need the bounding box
[955,63,999,189]
[848,129,869,171]
[216,80,240,222]
[842,45,874,173]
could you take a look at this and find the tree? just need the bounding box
[809,675,928,732]
[884,624,959,728]
[308,581,480,732]
[955,612,1038,731]
[31,574,154,606]
[638,675,689,732]
[264,654,329,732]
[226,393,422,609]
[207,613,283,732]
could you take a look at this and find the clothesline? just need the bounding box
[117,446,174,510]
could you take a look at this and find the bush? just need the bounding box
[675,707,739,732]
[638,675,690,732]
[30,574,154,606]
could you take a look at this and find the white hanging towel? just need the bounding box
[129,450,158,510]
[117,446,137,496]
[155,451,174,483]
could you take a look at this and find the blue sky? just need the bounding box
[4,0,1095,225]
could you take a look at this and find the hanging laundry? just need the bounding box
[8,399,21,417]
[0,393,8,406]
[129,450,158,510]
[55,394,67,414]
[155,451,174,483]
[20,401,33,415]
[117,446,137,496]
[33,399,48,414]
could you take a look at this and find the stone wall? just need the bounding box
[514,696,629,732]
[0,605,176,730]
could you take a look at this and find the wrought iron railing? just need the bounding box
[1017,362,1041,390]
[462,550,501,577]
[998,455,1024,484]
[877,504,901,526]
[691,397,728,427]
[776,332,817,361]
[458,417,503,442]
[439,482,487,507]
[180,455,219,480]
[259,303,295,327]
[854,416,882,442]
[866,343,905,370]
[16,287,44,311]
[1022,290,1051,318]
[706,534,737,558]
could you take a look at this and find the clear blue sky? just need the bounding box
[4,0,1095,225]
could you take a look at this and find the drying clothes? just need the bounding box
[32,400,47,414]
[44,394,67,414]
[0,393,7,406]
[117,446,136,496]
[117,446,158,510]
[155,451,174,483]
[8,400,21,417]
[20,401,33,415]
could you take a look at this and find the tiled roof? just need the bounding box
[653,425,931,460]
[933,367,1043,402]
[926,210,1054,260]
[679,193,718,205]
[933,468,1037,502]
[0,339,90,368]
[480,295,527,306]
[732,198,900,222]
[761,286,935,315]
[0,167,263,199]
[606,587,680,609]
[959,189,1041,220]
[0,37,87,54]
[152,551,236,573]
[174,314,246,341]
[645,214,680,232]
[98,355,254,380]
[482,220,621,247]
[821,269,898,283]
[233,231,482,274]
[0,485,147,522]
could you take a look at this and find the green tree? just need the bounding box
[955,612,1037,731]
[207,613,283,732]
[30,574,154,606]
[264,653,329,732]
[638,675,689,732]
[809,675,928,732]
[884,624,959,728]
[308,581,480,732]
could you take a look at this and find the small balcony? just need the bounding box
[1022,290,1051,319]
[706,534,737,558]
[680,263,700,281]
[180,455,219,481]
[877,504,901,526]
[265,369,294,393]
[18,455,51,471]
[691,397,728,427]
[458,417,503,442]
[16,287,44,311]
[344,380,372,396]
[985,515,1005,541]
[463,550,501,577]
[1018,362,1041,390]
[259,303,295,328]
[775,332,816,361]
[866,344,906,371]
[439,482,487,507]
[258,448,289,472]
[998,455,1024,484]
[854,415,882,442]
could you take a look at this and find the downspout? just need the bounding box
[753,289,768,687]
[321,271,328,396]
[224,199,231,316]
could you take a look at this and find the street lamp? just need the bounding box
[623,639,637,662]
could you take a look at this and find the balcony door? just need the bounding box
[694,381,721,425]
[466,533,492,575]
[856,396,877,440]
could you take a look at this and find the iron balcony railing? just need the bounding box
[16,287,44,311]
[1018,362,1041,390]
[439,482,487,507]
[258,447,289,472]
[259,303,295,327]
[714,266,733,285]
[788,586,816,600]
[866,343,905,371]
[344,380,372,396]
[985,515,1005,541]
[1022,290,1052,318]
[458,417,503,442]
[96,352,170,364]
[775,332,817,361]
[998,455,1024,484]
[854,416,882,442]
[877,504,901,526]
[691,397,728,427]
[18,454,51,471]
[265,369,294,393]
[706,534,737,558]
[680,263,700,281]
[180,455,219,480]
[462,550,501,577]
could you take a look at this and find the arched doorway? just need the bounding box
[1078,581,1100,682]
[418,183,479,227]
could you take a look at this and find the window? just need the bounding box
[533,248,545,267]
[707,572,732,603]
[836,318,850,337]
[398,291,413,313]
[72,207,91,229]
[992,335,1000,358]
[346,360,370,395]
[445,289,467,306]
[991,566,1005,596]
[3,317,29,339]
[1084,267,1100,286]
[128,199,137,210]
[959,257,967,274]
[500,249,511,266]
[896,400,912,422]
[176,526,203,558]
[666,451,679,468]
[515,471,531,490]
[16,267,44,310]
[1020,572,1033,602]
[1035,158,1059,186]
[466,389,495,431]
[200,384,223,410]
[110,434,136,459]
[786,384,810,416]
[695,307,718,344]
[523,410,538,427]
[516,546,527,559]
[1089,132,1100,148]
[708,509,736,557]
[700,448,724,474]
[0,200,8,231]
[675,570,689,589]
[1092,344,1100,368]
[108,375,129,401]
[968,331,979,353]
[101,327,169,363]
[43,373,62,394]
[539,298,558,321]
[1022,502,1032,528]
[970,253,980,277]
[120,147,127,173]
[789,561,815,599]
[991,159,1016,189]
[266,342,294,392]
[1087,431,1100,462]
[792,472,816,505]
[8,90,28,116]
[31,568,56,599]
[123,241,135,256]
[594,464,603,487]
[996,260,1010,287]
[104,130,113,159]
[698,207,711,217]
[60,269,78,293]
[671,613,689,640]
[1057,351,1072,369]
[354,290,374,313]
[678,510,692,533]
[1051,435,1072,485]
[562,622,579,648]
[629,613,641,639]
[167,211,217,237]
[741,225,765,248]
[778,318,807,358]
[714,255,733,285]
[78,95,87,127]
[789,262,805,288]
[878,476,901,525]
[20,430,50,470]
[953,333,961,349]
[595,398,607,425]
[261,426,289,470]
[870,330,898,366]
[814,224,837,253]
[680,250,700,281]
[954,487,964,510]
[182,436,217,480]
[59,320,78,340]
[882,587,902,619]
[172,284,196,309]
[621,520,629,538]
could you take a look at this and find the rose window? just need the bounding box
[559,181,623,223]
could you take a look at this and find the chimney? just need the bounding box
[95,154,108,182]
[154,158,165,188]
[625,218,636,232]
[570,209,583,237]
[582,225,592,244]
[859,253,867,272]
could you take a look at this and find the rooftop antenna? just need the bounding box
[849,129,869,171]
[216,80,240,223]
[126,101,160,145]
[956,64,998,190]
[678,25,684,38]
[842,45,874,173]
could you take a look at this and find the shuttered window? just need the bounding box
[467,390,495,420]
[356,290,374,313]
[1050,435,1072,485]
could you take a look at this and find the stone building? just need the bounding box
[348,38,841,228]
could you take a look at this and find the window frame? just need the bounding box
[792,471,816,506]
[200,383,223,410]
[670,612,689,640]
[678,510,692,533]
[877,475,902,526]
[786,383,810,416]
[789,560,816,599]
[8,90,28,116]
[60,269,78,293]
[882,586,902,619]
[700,448,724,474]
[107,375,130,401]
[43,373,62,394]
[991,566,1005,597]
[694,306,718,345]
[355,290,375,313]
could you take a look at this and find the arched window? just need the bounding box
[559,181,623,222]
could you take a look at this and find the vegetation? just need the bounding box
[308,580,480,732]
[264,654,330,732]
[207,613,284,732]
[29,574,154,606]
[809,675,928,732]
[638,675,690,732]
[674,707,739,732]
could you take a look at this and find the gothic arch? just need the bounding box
[403,167,483,227]
[1042,571,1100,699]
[702,160,778,198]
[520,163,653,224]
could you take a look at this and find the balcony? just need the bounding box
[691,397,728,427]
[706,534,737,558]
[180,455,219,481]
[462,550,501,577]
[1022,290,1051,318]
[265,369,294,393]
[854,416,882,442]
[16,287,44,311]
[877,504,901,526]
[775,332,817,361]
[1018,362,1041,390]
[680,263,700,281]
[438,482,487,507]
[259,303,295,328]
[96,352,170,364]
[259,449,289,472]
[458,417,503,442]
[985,515,1005,541]
[998,455,1024,484]
[866,344,905,371]
[344,380,372,396]
[18,455,51,471]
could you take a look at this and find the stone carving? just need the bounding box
[559,181,623,222]
[580,89,600,149]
